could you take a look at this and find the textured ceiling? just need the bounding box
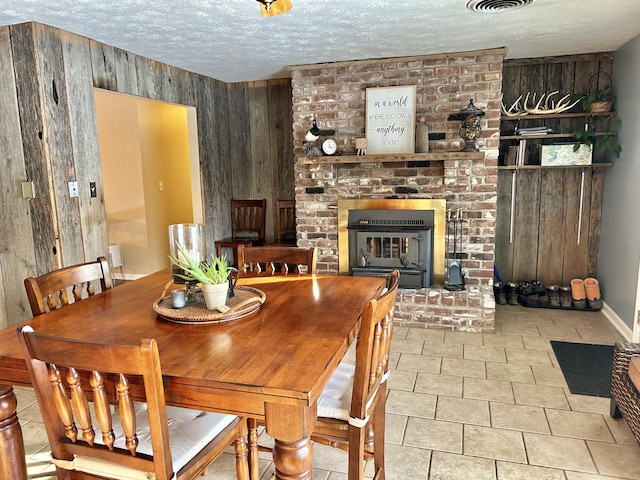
[1,0,639,83]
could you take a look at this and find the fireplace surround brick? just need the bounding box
[289,49,505,333]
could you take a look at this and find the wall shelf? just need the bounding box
[500,111,614,121]
[501,132,615,141]
[498,162,613,170]
[499,109,617,166]
[296,151,485,165]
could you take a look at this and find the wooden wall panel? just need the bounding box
[133,55,162,101]
[198,77,233,253]
[269,79,295,204]
[10,23,58,276]
[536,169,566,285]
[557,61,577,134]
[167,65,197,107]
[248,82,274,239]
[112,46,138,96]
[0,26,37,326]
[495,170,515,282]
[61,30,107,263]
[587,169,605,277]
[561,169,590,284]
[511,170,541,282]
[35,24,85,267]
[227,83,253,202]
[89,39,117,91]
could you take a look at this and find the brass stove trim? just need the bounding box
[338,199,446,286]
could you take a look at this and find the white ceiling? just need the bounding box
[1,0,639,83]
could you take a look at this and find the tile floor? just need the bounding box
[19,304,640,479]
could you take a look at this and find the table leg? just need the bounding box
[0,384,27,480]
[265,402,316,480]
[273,437,313,480]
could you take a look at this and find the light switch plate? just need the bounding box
[21,181,36,199]
[68,181,79,198]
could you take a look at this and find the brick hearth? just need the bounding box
[289,48,505,332]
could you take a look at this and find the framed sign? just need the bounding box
[365,85,416,154]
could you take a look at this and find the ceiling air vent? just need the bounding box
[466,0,534,13]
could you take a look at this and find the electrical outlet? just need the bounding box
[68,181,79,198]
[90,182,97,197]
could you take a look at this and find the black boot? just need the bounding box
[493,282,507,305]
[547,285,560,307]
[507,282,519,305]
[559,286,573,308]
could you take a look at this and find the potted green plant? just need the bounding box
[573,115,621,159]
[580,84,614,113]
[169,242,234,311]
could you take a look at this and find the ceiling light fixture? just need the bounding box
[257,0,292,17]
[466,0,534,13]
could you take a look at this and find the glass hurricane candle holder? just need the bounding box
[168,223,205,304]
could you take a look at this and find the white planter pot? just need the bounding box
[201,283,228,310]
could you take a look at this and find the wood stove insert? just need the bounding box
[348,209,433,288]
[338,199,447,288]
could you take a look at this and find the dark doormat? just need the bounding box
[550,341,614,397]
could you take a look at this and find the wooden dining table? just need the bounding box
[0,269,385,480]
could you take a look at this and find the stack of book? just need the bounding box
[515,126,553,136]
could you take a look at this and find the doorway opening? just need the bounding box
[94,89,202,280]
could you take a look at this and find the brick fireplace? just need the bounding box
[289,48,505,332]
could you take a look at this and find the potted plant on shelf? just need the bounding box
[169,243,235,311]
[578,71,616,113]
[580,84,615,113]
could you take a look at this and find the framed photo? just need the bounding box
[365,85,416,154]
[540,144,592,166]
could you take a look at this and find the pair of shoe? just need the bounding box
[571,278,603,310]
[518,280,547,306]
[494,282,521,305]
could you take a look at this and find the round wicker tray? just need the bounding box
[153,286,266,325]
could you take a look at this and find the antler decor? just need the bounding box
[502,91,580,116]
[501,94,524,116]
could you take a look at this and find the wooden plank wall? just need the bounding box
[0,22,293,327]
[496,53,613,287]
[0,26,37,328]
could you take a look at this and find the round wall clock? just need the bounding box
[321,138,338,156]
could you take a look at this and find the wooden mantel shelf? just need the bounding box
[296,151,485,165]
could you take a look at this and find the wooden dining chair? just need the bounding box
[215,199,267,266]
[240,244,316,477]
[310,269,399,480]
[230,199,267,243]
[238,245,317,275]
[17,325,250,480]
[247,270,398,480]
[275,199,296,245]
[24,256,112,317]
